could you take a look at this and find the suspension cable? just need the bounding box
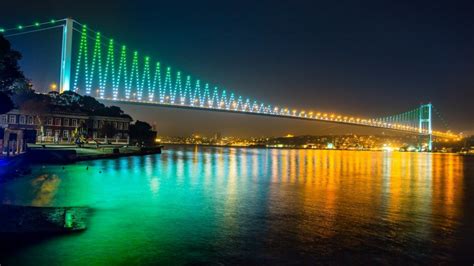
[4,25,64,37]
[432,105,450,130]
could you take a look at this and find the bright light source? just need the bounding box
[50,83,58,91]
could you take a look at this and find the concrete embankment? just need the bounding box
[0,145,162,179]
[0,205,91,234]
[26,145,163,164]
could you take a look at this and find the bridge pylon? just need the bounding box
[59,18,73,93]
[418,103,432,151]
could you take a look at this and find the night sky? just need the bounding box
[1,0,473,136]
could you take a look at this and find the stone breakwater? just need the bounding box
[0,205,91,234]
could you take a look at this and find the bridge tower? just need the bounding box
[419,103,432,151]
[59,18,73,93]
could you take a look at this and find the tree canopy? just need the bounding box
[0,34,27,114]
[49,91,130,118]
[100,122,117,138]
[0,91,14,114]
[0,34,26,92]
[130,120,157,145]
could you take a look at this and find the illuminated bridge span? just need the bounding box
[1,18,459,149]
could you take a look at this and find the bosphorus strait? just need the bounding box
[1,146,472,264]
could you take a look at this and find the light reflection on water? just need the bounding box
[0,146,472,264]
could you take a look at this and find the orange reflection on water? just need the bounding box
[31,174,61,206]
[262,150,465,245]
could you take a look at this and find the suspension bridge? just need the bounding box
[1,18,459,150]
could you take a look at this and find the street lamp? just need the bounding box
[50,83,58,91]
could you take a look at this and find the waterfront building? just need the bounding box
[40,107,89,143]
[0,109,37,155]
[89,115,132,142]
[1,108,132,145]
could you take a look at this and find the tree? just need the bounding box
[0,34,26,92]
[100,122,117,139]
[13,90,51,138]
[51,91,130,118]
[0,35,27,114]
[0,91,13,114]
[78,95,105,112]
[129,120,157,146]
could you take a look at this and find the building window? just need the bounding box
[118,122,123,130]
[54,118,61,126]
[114,121,118,129]
[93,120,98,129]
[19,115,26,124]
[64,118,70,127]
[27,116,34,125]
[9,115,16,124]
[0,115,7,124]
[124,123,129,130]
[46,129,53,137]
[72,119,78,127]
[63,130,69,138]
[47,117,53,125]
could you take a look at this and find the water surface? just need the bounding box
[1,146,473,264]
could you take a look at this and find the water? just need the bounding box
[1,146,473,264]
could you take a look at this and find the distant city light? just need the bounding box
[50,83,58,91]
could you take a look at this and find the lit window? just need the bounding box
[63,130,69,138]
[9,115,16,124]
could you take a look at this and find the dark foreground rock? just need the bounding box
[0,205,91,234]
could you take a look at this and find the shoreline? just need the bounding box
[161,143,465,154]
[0,145,163,180]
